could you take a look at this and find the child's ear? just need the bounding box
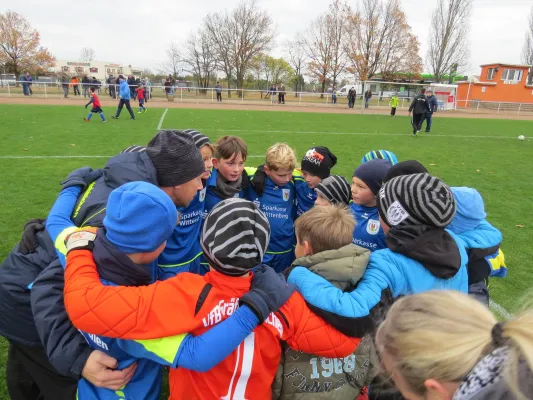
[212,158,219,170]
[304,241,313,256]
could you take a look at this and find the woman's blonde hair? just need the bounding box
[375,290,533,399]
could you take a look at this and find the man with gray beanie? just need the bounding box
[0,129,206,399]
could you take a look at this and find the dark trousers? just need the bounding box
[279,93,285,104]
[116,99,135,118]
[73,86,80,96]
[216,92,222,102]
[391,107,397,116]
[424,112,433,131]
[412,113,424,132]
[6,341,78,400]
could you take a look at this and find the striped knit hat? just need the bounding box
[183,129,211,149]
[314,175,351,206]
[201,198,271,276]
[361,150,398,165]
[377,173,456,229]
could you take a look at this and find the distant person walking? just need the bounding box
[424,89,439,133]
[216,82,222,102]
[348,87,356,108]
[111,75,136,120]
[82,75,90,97]
[364,88,372,108]
[408,88,431,136]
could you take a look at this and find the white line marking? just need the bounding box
[489,300,512,319]
[0,155,264,159]
[157,108,168,130]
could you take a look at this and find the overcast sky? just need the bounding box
[12,0,533,77]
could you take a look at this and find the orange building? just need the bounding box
[456,63,533,106]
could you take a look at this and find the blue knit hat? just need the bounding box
[447,187,486,234]
[361,150,398,165]
[104,182,177,254]
[353,159,392,195]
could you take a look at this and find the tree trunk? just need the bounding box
[320,80,327,99]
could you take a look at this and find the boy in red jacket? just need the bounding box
[63,198,360,399]
[136,84,147,113]
[84,87,106,122]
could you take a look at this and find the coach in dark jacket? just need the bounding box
[408,88,431,136]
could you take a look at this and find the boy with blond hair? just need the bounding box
[205,135,249,214]
[248,143,297,272]
[276,205,374,399]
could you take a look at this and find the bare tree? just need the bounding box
[284,35,307,92]
[302,0,351,96]
[79,47,95,62]
[159,42,181,79]
[184,29,217,93]
[426,0,471,83]
[521,5,533,85]
[204,12,235,95]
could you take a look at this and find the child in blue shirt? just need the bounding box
[158,130,214,278]
[205,136,249,214]
[294,146,337,216]
[248,143,297,272]
[350,159,391,251]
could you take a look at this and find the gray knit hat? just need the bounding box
[315,175,351,206]
[377,173,456,228]
[146,130,205,187]
[201,198,270,276]
[183,129,211,149]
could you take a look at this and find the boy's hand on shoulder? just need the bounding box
[240,265,295,321]
[65,228,98,254]
[82,350,137,390]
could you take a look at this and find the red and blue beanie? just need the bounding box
[104,181,177,254]
[301,146,337,179]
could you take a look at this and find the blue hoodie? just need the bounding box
[119,79,130,99]
[448,187,505,277]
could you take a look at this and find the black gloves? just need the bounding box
[61,167,103,191]
[250,165,267,196]
[19,218,46,254]
[240,265,295,322]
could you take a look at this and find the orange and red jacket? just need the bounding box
[64,250,360,398]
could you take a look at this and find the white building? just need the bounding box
[51,60,144,80]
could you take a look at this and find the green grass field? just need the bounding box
[0,103,532,398]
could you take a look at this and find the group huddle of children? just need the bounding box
[46,130,505,399]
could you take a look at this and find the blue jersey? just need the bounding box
[247,176,296,255]
[158,187,207,279]
[204,169,246,215]
[294,175,316,217]
[349,202,386,252]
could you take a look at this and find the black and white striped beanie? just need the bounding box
[377,173,456,228]
[183,129,211,149]
[315,175,351,206]
[201,198,271,276]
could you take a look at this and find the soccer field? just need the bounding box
[0,103,532,397]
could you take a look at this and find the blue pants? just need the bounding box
[263,250,296,273]
[424,113,433,131]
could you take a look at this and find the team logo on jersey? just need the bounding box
[367,219,380,235]
[199,188,206,202]
[282,189,290,201]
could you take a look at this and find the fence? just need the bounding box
[4,81,533,116]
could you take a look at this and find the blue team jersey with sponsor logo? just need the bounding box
[247,176,296,254]
[204,169,246,215]
[294,176,316,217]
[158,187,207,279]
[349,202,386,252]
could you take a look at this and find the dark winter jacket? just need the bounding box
[0,151,159,379]
[427,94,439,113]
[408,94,431,114]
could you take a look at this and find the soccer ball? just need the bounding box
[518,135,525,141]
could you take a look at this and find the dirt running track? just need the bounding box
[2,96,533,120]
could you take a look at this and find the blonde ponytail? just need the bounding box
[375,291,533,398]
